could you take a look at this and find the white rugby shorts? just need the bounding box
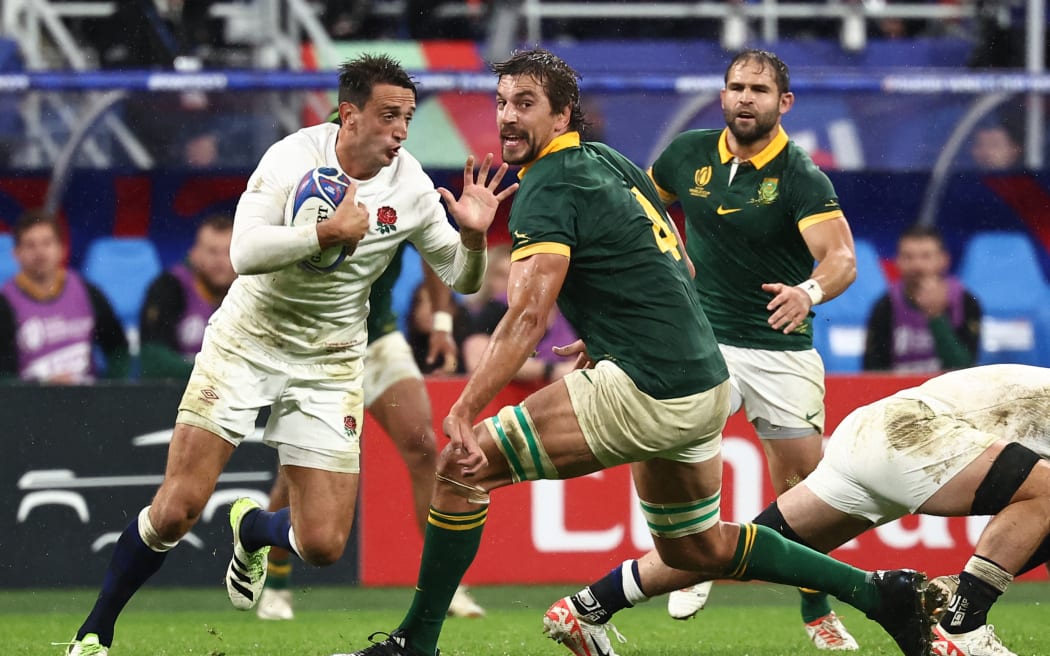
[362,331,423,408]
[177,327,365,473]
[719,343,826,438]
[804,395,998,524]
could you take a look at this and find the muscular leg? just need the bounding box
[761,433,823,495]
[620,478,874,604]
[76,424,235,646]
[397,381,604,656]
[259,377,436,618]
[368,378,438,535]
[921,442,1050,637]
[279,465,358,566]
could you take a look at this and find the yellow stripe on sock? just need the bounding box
[267,562,293,576]
[428,507,488,531]
[729,523,757,579]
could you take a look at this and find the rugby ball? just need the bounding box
[285,166,351,273]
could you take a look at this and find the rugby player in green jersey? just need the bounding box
[650,48,860,649]
[339,49,930,656]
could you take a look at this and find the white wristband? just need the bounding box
[795,278,825,306]
[432,311,454,333]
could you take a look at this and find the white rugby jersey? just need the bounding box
[892,364,1050,458]
[219,123,466,360]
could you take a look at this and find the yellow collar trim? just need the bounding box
[518,132,582,179]
[718,126,789,170]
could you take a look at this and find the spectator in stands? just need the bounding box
[0,210,129,383]
[970,123,1023,171]
[139,214,235,380]
[863,224,981,372]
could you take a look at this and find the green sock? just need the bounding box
[799,588,833,623]
[265,556,292,591]
[728,524,879,615]
[399,506,487,656]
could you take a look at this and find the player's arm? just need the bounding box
[422,261,458,371]
[764,217,857,335]
[801,217,857,301]
[444,252,568,474]
[423,154,517,294]
[230,141,367,274]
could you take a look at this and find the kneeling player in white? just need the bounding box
[553,364,1050,656]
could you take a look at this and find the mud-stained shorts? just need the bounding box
[177,328,365,473]
[562,360,731,466]
[804,395,998,524]
[720,344,826,437]
[362,331,422,408]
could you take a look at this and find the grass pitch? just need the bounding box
[5,582,1049,655]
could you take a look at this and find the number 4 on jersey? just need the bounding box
[630,187,682,261]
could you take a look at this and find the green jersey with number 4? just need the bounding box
[508,132,727,400]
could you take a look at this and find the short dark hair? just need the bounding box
[337,53,417,108]
[198,214,233,234]
[13,209,62,246]
[726,49,791,95]
[491,48,587,133]
[899,224,946,249]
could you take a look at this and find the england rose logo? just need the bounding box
[376,206,398,234]
[344,415,357,436]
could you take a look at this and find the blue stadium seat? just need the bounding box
[0,233,15,284]
[958,231,1050,366]
[81,236,162,333]
[811,238,888,373]
[392,245,424,335]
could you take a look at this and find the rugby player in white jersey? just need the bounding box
[63,53,516,656]
[550,363,1050,656]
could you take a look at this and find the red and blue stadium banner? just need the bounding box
[1,171,1049,280]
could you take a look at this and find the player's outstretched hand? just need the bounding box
[442,414,488,477]
[319,181,370,255]
[438,154,518,237]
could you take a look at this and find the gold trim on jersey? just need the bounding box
[647,167,678,204]
[512,242,571,261]
[717,125,790,169]
[518,131,582,178]
[798,209,846,233]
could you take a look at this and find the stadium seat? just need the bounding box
[392,245,424,335]
[811,238,888,373]
[81,237,162,355]
[958,231,1050,366]
[0,233,15,284]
